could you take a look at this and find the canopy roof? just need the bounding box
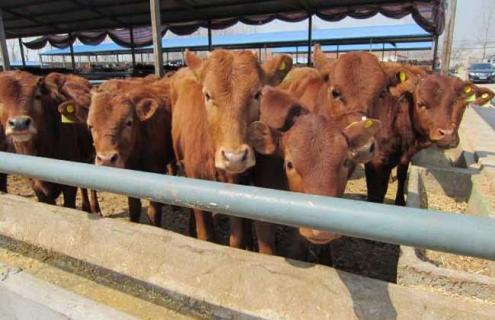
[271,42,432,54]
[40,24,432,56]
[2,0,445,43]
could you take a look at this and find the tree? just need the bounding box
[478,0,495,61]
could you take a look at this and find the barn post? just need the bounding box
[150,0,164,77]
[18,38,26,67]
[129,26,136,69]
[207,20,212,51]
[381,43,385,61]
[0,9,11,71]
[39,53,43,68]
[441,0,457,76]
[296,46,298,64]
[307,14,312,66]
[432,34,439,72]
[336,44,339,57]
[68,33,76,71]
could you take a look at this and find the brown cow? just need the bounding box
[79,80,174,226]
[366,65,495,205]
[0,71,96,210]
[169,49,292,249]
[248,86,380,248]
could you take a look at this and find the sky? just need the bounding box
[7,0,495,63]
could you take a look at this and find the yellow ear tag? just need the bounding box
[465,94,476,103]
[399,71,407,82]
[61,114,74,124]
[364,119,374,129]
[482,93,490,100]
[279,61,286,71]
[464,86,472,94]
[66,104,74,113]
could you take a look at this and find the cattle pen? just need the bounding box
[2,1,495,319]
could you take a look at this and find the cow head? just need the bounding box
[313,44,387,127]
[87,87,165,168]
[248,86,380,244]
[386,66,490,149]
[185,49,292,174]
[0,71,43,148]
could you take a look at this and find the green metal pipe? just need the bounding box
[0,152,494,260]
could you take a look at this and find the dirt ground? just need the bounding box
[419,192,489,276]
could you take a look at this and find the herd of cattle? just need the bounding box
[0,44,493,260]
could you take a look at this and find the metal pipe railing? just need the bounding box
[0,151,494,260]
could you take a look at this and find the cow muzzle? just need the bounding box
[215,144,255,174]
[6,116,37,142]
[431,128,458,149]
[299,228,341,245]
[95,151,124,168]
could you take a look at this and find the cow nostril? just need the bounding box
[110,154,118,163]
[221,150,228,162]
[24,118,31,127]
[369,143,375,153]
[241,148,248,162]
[7,119,15,128]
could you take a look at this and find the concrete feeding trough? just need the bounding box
[399,146,495,302]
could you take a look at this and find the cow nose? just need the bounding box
[95,152,119,166]
[7,116,32,131]
[438,128,454,137]
[217,144,255,173]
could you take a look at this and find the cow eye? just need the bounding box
[125,119,133,127]
[331,88,341,99]
[88,124,93,130]
[419,103,429,110]
[34,94,41,100]
[254,91,262,101]
[204,92,211,101]
[285,160,294,170]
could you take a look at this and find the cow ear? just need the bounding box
[42,73,65,101]
[313,43,328,70]
[260,86,308,131]
[466,84,494,106]
[185,49,203,74]
[135,98,159,121]
[247,121,282,155]
[344,118,381,151]
[383,64,420,97]
[262,55,293,85]
[58,101,88,123]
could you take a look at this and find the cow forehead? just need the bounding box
[285,115,347,169]
[417,75,463,104]
[89,93,132,124]
[202,51,262,94]
[0,72,38,107]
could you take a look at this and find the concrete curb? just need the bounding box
[0,194,494,319]
[400,166,495,301]
[0,262,137,320]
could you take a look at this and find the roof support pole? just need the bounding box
[207,20,212,51]
[336,45,339,57]
[68,33,76,72]
[129,26,136,69]
[0,9,10,71]
[307,14,312,66]
[18,38,26,68]
[150,0,164,77]
[441,0,457,76]
[296,46,298,64]
[432,34,439,72]
[381,43,385,61]
[116,54,119,64]
[39,53,43,69]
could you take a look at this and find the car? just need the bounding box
[468,63,495,83]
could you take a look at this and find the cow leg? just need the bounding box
[147,201,163,227]
[193,208,215,242]
[365,163,392,203]
[395,162,409,206]
[89,190,101,214]
[229,216,245,249]
[254,221,275,255]
[62,186,77,209]
[128,197,142,223]
[81,188,91,212]
[0,173,7,193]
